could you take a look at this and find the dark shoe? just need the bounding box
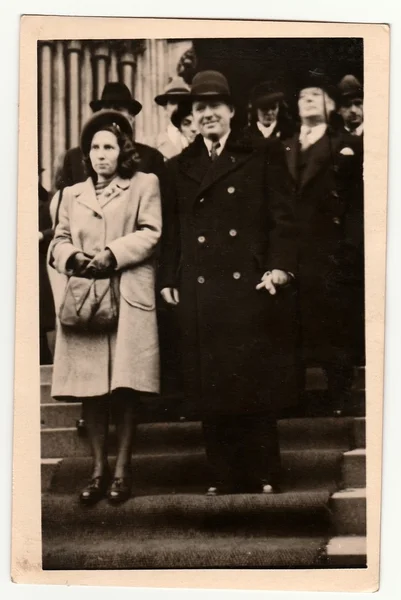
[79,474,109,505]
[108,476,132,504]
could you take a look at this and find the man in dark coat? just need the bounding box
[284,70,364,416]
[38,178,55,364]
[243,81,294,145]
[56,82,166,190]
[159,71,299,495]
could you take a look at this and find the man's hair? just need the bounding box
[83,124,140,181]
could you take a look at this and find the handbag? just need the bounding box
[58,275,119,332]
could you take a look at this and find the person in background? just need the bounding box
[159,70,299,496]
[57,82,166,190]
[284,70,362,417]
[244,81,294,145]
[153,76,191,159]
[337,75,364,137]
[50,110,162,506]
[170,102,198,146]
[38,172,55,364]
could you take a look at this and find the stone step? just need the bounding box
[42,450,343,494]
[330,488,366,535]
[40,418,359,458]
[342,449,366,488]
[325,536,366,567]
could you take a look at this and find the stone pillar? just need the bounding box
[94,43,110,99]
[52,41,66,184]
[39,42,53,191]
[80,43,93,129]
[67,41,82,149]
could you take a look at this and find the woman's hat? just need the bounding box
[338,75,363,101]
[154,77,191,106]
[189,70,232,101]
[90,82,142,116]
[170,102,193,129]
[80,110,133,155]
[250,81,285,108]
[296,69,339,103]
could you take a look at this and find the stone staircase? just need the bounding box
[40,365,366,569]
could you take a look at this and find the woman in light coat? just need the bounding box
[50,110,162,505]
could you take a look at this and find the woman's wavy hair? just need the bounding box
[83,124,141,181]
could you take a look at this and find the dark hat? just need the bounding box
[154,77,190,106]
[80,110,133,155]
[189,70,231,101]
[90,82,142,116]
[250,81,285,108]
[170,102,193,129]
[338,75,363,101]
[297,69,339,103]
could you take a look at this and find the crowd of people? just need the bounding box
[39,67,364,505]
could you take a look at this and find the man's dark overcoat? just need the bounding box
[284,128,364,365]
[159,133,299,417]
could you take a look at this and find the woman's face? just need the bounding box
[89,130,120,179]
[257,103,279,127]
[179,114,198,143]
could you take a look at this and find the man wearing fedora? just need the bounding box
[337,75,364,138]
[284,70,363,417]
[153,76,192,160]
[159,70,299,495]
[57,82,165,190]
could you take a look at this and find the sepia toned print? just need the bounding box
[13,17,388,591]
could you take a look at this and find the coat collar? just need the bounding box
[177,132,257,199]
[72,176,131,213]
[284,128,343,190]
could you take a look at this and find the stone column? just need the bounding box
[66,41,82,149]
[80,42,93,128]
[52,41,66,185]
[94,43,110,99]
[39,42,53,191]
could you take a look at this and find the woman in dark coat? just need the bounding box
[39,179,55,364]
[243,81,295,145]
[159,71,299,495]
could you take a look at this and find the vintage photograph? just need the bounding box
[36,34,368,571]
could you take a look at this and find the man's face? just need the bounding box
[298,87,335,121]
[257,103,279,127]
[192,100,234,140]
[338,97,364,130]
[165,100,178,119]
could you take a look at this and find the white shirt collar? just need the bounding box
[203,130,231,156]
[299,123,327,146]
[345,123,364,136]
[256,120,278,138]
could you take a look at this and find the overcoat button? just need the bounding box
[332,191,340,199]
[197,276,205,284]
[93,211,102,218]
[333,217,341,225]
[229,229,237,237]
[199,198,205,203]
[198,236,206,244]
[233,272,241,280]
[227,186,235,194]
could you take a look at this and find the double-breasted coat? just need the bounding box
[159,133,299,417]
[284,128,364,365]
[50,173,162,400]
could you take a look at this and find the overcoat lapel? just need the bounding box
[284,136,299,183]
[72,177,131,214]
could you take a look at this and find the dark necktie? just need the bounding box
[210,141,221,162]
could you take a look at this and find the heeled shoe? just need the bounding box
[108,476,132,504]
[79,473,109,505]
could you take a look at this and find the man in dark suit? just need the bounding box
[284,70,363,416]
[337,75,364,138]
[57,82,166,190]
[159,71,299,495]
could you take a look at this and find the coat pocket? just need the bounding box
[120,263,156,311]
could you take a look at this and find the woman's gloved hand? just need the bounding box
[68,252,93,276]
[86,249,116,278]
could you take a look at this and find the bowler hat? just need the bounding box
[338,75,363,101]
[90,82,142,116]
[297,69,339,103]
[189,70,231,101]
[80,110,133,155]
[250,81,285,108]
[154,77,190,106]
